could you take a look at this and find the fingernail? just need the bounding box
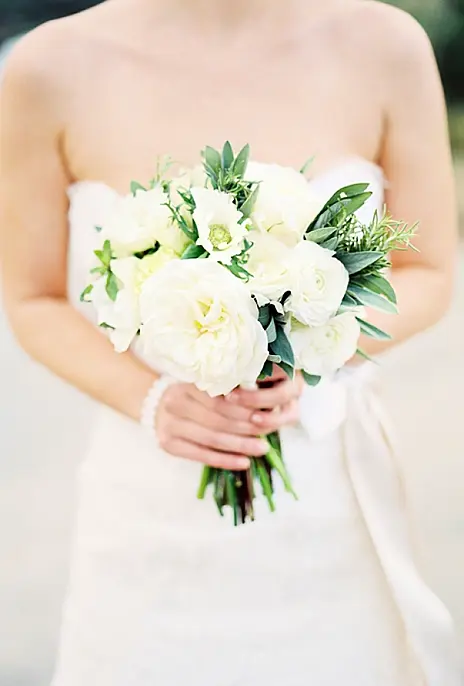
[252,413,264,425]
[238,458,250,469]
[257,440,269,454]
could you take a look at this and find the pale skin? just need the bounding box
[0,0,458,470]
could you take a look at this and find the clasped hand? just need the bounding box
[156,367,303,469]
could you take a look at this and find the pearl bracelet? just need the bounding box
[140,376,176,434]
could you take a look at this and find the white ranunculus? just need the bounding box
[246,230,292,305]
[91,248,179,353]
[102,186,188,258]
[246,161,324,246]
[290,314,361,377]
[138,259,268,396]
[286,240,349,326]
[191,187,249,264]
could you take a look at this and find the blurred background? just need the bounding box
[0,1,463,685]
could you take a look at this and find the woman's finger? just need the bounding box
[251,400,300,431]
[228,378,298,410]
[187,386,256,423]
[164,438,251,470]
[171,419,269,457]
[175,397,260,437]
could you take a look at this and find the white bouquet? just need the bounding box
[82,142,415,525]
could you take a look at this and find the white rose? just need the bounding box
[91,248,178,353]
[138,260,268,396]
[246,231,292,305]
[191,187,249,264]
[286,240,349,326]
[246,161,324,246]
[290,314,361,377]
[102,186,188,258]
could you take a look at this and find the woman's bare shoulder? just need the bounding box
[1,4,118,102]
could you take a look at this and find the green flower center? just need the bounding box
[209,223,232,250]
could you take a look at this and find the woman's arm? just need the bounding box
[0,32,299,469]
[361,10,458,356]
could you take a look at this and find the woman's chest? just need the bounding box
[65,43,383,188]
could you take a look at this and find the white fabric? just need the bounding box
[51,159,461,686]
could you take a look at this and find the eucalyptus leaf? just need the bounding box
[258,359,274,380]
[240,185,259,219]
[320,236,340,251]
[356,316,391,341]
[302,372,322,387]
[270,325,294,367]
[106,271,120,302]
[181,244,207,260]
[300,156,315,176]
[232,144,250,178]
[278,361,295,380]
[356,274,397,304]
[130,181,146,196]
[266,318,277,344]
[258,305,272,329]
[222,141,234,170]
[80,284,93,303]
[341,292,360,307]
[336,251,383,274]
[347,285,398,314]
[324,183,370,207]
[305,226,338,244]
[356,348,375,363]
[203,146,222,175]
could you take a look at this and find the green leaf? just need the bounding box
[258,304,272,329]
[255,460,276,513]
[80,284,93,302]
[341,292,359,307]
[106,271,120,302]
[278,361,295,380]
[302,372,322,387]
[99,322,115,330]
[336,251,383,275]
[356,316,391,341]
[203,146,222,175]
[306,226,338,244]
[347,285,398,314]
[356,348,375,363]
[320,236,339,251]
[356,274,397,304]
[222,141,234,170]
[270,325,294,367]
[232,144,250,178]
[312,192,372,230]
[181,244,207,260]
[197,466,212,500]
[90,266,107,276]
[300,156,315,176]
[324,183,370,207]
[239,185,259,219]
[258,359,274,380]
[130,181,146,196]
[265,318,277,344]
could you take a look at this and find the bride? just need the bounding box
[0,0,460,684]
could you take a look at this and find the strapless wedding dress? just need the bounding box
[51,160,460,686]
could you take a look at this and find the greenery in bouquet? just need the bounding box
[81,141,415,525]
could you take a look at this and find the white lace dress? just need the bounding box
[51,160,461,686]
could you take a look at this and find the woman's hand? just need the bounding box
[156,368,303,470]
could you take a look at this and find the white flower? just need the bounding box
[191,187,249,264]
[246,231,292,305]
[91,248,178,353]
[246,161,324,246]
[286,240,349,326]
[138,260,268,396]
[102,186,188,258]
[290,314,361,377]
